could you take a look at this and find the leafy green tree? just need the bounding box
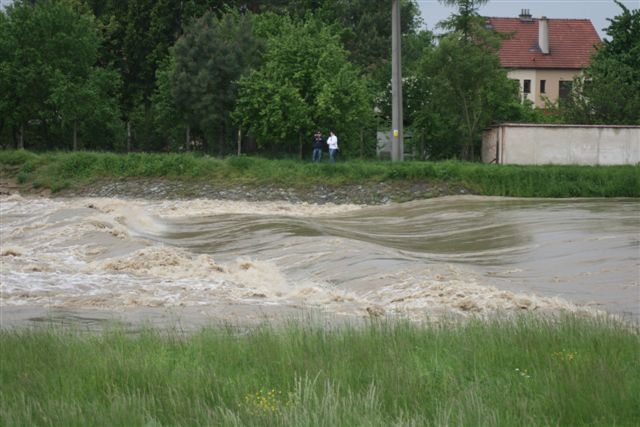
[48,67,123,150]
[316,0,421,73]
[73,0,421,153]
[375,29,436,134]
[437,0,489,42]
[0,9,16,146]
[234,1,422,90]
[0,0,122,150]
[172,11,260,154]
[408,0,526,160]
[150,56,186,151]
[412,34,522,160]
[227,0,422,69]
[562,1,640,124]
[226,0,317,15]
[81,0,229,150]
[83,0,223,108]
[232,16,375,158]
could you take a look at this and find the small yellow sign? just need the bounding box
[393,129,399,137]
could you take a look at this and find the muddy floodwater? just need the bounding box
[1,195,638,329]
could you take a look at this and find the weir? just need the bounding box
[1,195,638,328]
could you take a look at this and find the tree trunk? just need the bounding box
[42,120,49,148]
[202,135,209,153]
[218,124,225,156]
[18,124,24,150]
[237,128,242,156]
[127,121,132,152]
[461,138,473,161]
[298,131,303,160]
[73,121,78,151]
[185,125,190,151]
[245,135,257,153]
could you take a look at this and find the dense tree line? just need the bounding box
[1,0,637,160]
[561,0,640,125]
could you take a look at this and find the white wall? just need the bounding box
[482,124,640,165]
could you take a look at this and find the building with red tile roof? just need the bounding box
[486,10,601,107]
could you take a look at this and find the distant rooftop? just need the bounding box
[486,15,601,69]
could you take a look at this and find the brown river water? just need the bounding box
[1,195,638,329]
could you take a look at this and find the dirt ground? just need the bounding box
[0,177,51,198]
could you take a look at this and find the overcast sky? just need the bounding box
[417,0,639,39]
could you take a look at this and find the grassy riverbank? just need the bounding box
[1,150,638,198]
[1,315,638,426]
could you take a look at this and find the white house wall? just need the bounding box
[506,69,581,107]
[507,70,537,104]
[482,124,640,165]
[532,69,580,107]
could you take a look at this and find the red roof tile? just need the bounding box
[486,17,601,69]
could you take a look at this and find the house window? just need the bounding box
[559,81,573,100]
[523,79,531,94]
[540,80,546,94]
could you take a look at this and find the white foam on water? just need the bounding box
[0,195,621,321]
[361,265,592,320]
[153,199,364,218]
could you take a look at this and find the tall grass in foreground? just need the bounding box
[1,315,638,426]
[1,150,638,197]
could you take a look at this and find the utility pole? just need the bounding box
[391,0,404,161]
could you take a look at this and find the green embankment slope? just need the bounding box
[1,150,638,198]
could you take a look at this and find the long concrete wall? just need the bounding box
[482,124,640,165]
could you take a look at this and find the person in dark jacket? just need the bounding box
[312,131,324,162]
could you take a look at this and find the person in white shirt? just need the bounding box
[327,131,338,163]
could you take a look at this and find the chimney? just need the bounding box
[519,9,532,21]
[539,16,549,54]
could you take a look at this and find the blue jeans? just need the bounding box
[329,148,338,163]
[312,148,322,162]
